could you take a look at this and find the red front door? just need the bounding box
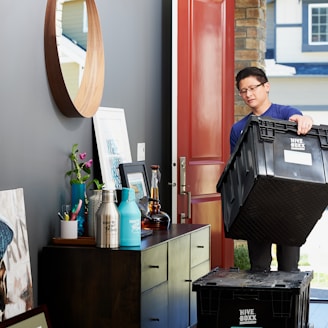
[176,0,235,268]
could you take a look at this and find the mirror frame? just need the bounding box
[44,0,105,117]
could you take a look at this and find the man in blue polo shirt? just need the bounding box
[231,67,313,272]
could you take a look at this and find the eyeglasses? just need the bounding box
[239,83,265,96]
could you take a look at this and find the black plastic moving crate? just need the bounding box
[217,116,328,246]
[192,268,313,328]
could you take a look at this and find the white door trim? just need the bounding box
[171,0,178,223]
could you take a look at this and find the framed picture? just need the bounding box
[119,162,150,201]
[0,188,33,321]
[0,305,51,328]
[93,107,132,189]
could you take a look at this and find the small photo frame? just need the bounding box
[0,305,51,328]
[119,162,150,201]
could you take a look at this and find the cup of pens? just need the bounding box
[60,220,78,239]
[58,202,81,239]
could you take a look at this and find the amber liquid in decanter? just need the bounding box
[144,165,170,230]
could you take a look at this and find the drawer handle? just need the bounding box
[197,245,205,248]
[149,265,160,269]
[150,318,160,321]
[185,279,192,282]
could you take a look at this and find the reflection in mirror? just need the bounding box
[57,0,87,100]
[44,0,104,117]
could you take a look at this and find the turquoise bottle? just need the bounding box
[118,187,141,246]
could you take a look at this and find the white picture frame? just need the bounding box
[93,107,132,189]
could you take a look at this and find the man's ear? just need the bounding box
[264,81,270,93]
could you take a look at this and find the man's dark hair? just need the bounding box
[235,67,269,90]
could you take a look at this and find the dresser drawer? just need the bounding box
[190,227,210,268]
[141,282,168,328]
[141,244,168,292]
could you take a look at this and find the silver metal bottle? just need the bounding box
[96,189,120,248]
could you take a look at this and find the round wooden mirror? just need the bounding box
[44,0,105,117]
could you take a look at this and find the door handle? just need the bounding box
[180,157,191,219]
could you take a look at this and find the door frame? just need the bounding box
[171,0,178,223]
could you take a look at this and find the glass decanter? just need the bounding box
[144,165,171,230]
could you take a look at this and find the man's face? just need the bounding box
[238,76,270,110]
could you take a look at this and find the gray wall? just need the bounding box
[0,0,171,305]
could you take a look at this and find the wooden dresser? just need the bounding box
[39,224,211,328]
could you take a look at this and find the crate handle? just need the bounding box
[258,122,328,149]
[150,318,160,321]
[274,284,286,288]
[236,296,260,301]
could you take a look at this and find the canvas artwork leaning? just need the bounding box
[0,188,33,321]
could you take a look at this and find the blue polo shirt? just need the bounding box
[230,103,302,153]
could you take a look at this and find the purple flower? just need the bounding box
[66,144,104,189]
[85,159,93,168]
[66,144,93,185]
[79,152,87,160]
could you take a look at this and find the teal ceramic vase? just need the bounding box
[71,183,86,237]
[118,188,141,246]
